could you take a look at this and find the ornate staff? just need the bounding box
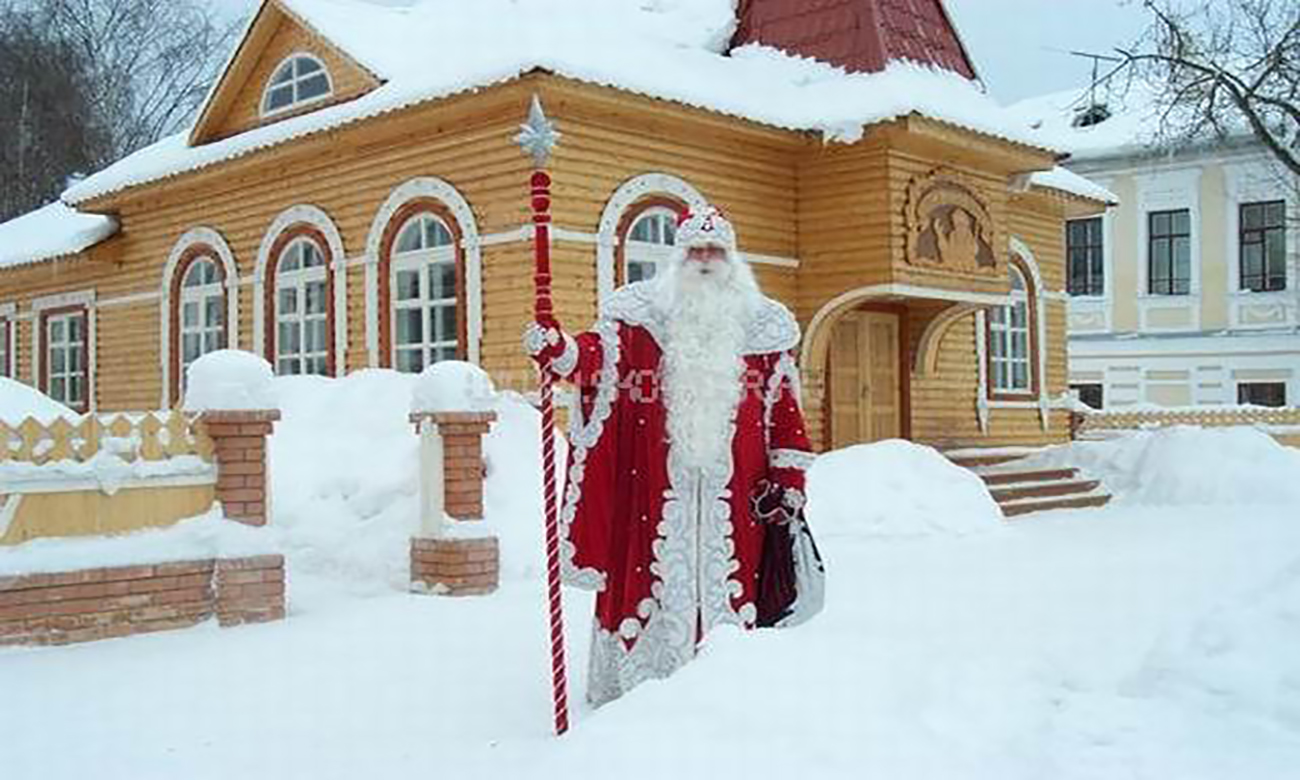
[516,94,569,737]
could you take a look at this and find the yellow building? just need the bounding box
[1014,88,1299,409]
[0,0,1110,453]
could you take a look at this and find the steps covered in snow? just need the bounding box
[944,447,1113,518]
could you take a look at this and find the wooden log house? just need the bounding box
[0,0,1111,452]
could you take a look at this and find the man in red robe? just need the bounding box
[526,206,823,707]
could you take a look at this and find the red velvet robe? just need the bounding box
[551,282,815,706]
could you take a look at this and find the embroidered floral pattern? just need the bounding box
[558,319,620,592]
[769,448,816,471]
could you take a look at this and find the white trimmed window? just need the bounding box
[391,213,457,373]
[45,310,88,409]
[0,316,11,378]
[179,258,227,388]
[261,54,332,116]
[989,265,1032,394]
[624,208,678,284]
[275,238,329,376]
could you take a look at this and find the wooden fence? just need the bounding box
[1071,406,1300,447]
[0,411,214,466]
[1,411,218,546]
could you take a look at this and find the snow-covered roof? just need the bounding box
[1009,82,1260,166]
[1006,87,1160,162]
[1029,166,1117,205]
[0,202,118,270]
[64,0,1061,205]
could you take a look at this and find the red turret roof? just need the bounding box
[731,0,978,79]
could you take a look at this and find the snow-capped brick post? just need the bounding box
[183,350,280,527]
[408,362,500,596]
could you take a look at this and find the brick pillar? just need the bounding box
[202,410,281,527]
[410,537,499,596]
[409,410,496,521]
[408,410,499,596]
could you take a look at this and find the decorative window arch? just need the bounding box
[261,53,333,117]
[987,262,1035,397]
[388,211,459,372]
[976,237,1051,431]
[621,203,684,285]
[365,178,481,367]
[160,228,239,407]
[254,205,347,376]
[271,235,331,375]
[597,173,709,301]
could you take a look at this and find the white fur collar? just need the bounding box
[601,281,801,355]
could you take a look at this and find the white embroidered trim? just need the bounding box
[782,486,807,512]
[580,318,763,706]
[558,320,619,591]
[522,322,555,355]
[770,449,816,471]
[552,333,579,377]
[601,282,800,355]
[763,351,802,449]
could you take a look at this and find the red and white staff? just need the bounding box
[516,95,569,736]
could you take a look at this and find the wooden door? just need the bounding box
[829,310,901,448]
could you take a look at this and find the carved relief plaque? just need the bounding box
[905,170,998,275]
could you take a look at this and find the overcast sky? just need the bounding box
[213,0,1151,105]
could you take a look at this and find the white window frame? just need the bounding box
[260,53,333,118]
[390,213,459,373]
[1224,158,1297,330]
[596,173,709,302]
[44,309,89,411]
[623,207,678,285]
[1134,167,1202,332]
[989,265,1033,395]
[178,257,227,390]
[1065,216,1106,299]
[0,303,13,379]
[274,237,330,376]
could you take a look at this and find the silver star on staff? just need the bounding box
[516,94,560,168]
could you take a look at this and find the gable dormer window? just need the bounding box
[261,54,332,116]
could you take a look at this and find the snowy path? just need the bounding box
[4,502,1298,780]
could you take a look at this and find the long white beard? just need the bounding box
[658,259,759,470]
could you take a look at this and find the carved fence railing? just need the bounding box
[1071,406,1300,442]
[0,411,215,466]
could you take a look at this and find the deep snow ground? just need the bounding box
[3,370,1298,779]
[3,500,1298,780]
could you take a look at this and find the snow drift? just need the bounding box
[1021,426,1300,506]
[0,377,80,424]
[805,439,1002,539]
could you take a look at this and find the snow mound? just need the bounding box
[1026,426,1300,506]
[182,349,276,412]
[410,360,496,413]
[0,377,80,424]
[268,371,421,590]
[266,370,550,592]
[805,440,1002,539]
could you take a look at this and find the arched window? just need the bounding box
[988,263,1034,395]
[390,212,458,372]
[177,255,226,392]
[624,207,679,283]
[274,236,330,375]
[261,54,332,116]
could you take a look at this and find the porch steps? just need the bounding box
[943,448,1113,518]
